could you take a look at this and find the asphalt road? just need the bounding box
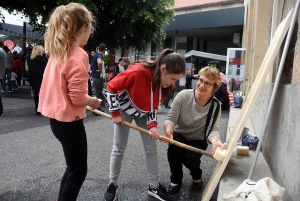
[0,87,229,201]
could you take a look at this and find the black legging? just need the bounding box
[50,119,88,201]
[167,131,208,184]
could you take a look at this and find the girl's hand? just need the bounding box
[149,127,160,140]
[90,99,101,110]
[112,115,124,126]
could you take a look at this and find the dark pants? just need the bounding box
[2,69,12,91]
[0,93,3,114]
[93,77,106,107]
[88,78,93,96]
[16,71,21,86]
[167,131,208,184]
[50,119,88,201]
[164,96,171,107]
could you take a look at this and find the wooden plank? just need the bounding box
[201,8,294,201]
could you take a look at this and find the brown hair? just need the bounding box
[133,48,186,98]
[198,66,222,92]
[45,3,95,63]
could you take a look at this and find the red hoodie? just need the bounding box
[107,63,161,129]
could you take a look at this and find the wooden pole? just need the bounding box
[86,106,213,158]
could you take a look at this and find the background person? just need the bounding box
[29,45,48,114]
[164,66,225,195]
[1,46,13,93]
[11,51,23,87]
[37,3,100,201]
[113,57,127,77]
[104,49,186,201]
[185,67,197,89]
[91,43,106,111]
[0,40,4,118]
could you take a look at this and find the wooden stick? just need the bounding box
[86,106,213,158]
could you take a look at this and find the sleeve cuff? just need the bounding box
[148,122,157,130]
[111,110,121,118]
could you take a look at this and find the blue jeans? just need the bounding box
[2,69,12,91]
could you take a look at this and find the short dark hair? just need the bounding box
[118,57,124,62]
[0,40,3,47]
[98,43,106,52]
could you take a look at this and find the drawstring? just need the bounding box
[151,83,153,113]
[158,85,161,111]
[151,82,162,113]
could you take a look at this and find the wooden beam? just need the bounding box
[201,8,294,201]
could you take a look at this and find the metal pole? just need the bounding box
[174,30,178,52]
[248,1,300,179]
[22,22,26,86]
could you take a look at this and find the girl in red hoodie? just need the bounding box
[104,49,186,201]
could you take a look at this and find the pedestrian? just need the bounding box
[104,48,186,201]
[163,82,176,109]
[0,40,5,117]
[10,68,18,91]
[29,45,48,114]
[113,57,127,77]
[185,67,197,89]
[11,52,23,87]
[37,3,100,201]
[91,43,106,111]
[0,39,6,90]
[164,66,225,194]
[1,46,13,93]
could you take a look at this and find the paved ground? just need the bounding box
[0,85,229,201]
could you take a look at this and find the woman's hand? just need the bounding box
[162,131,173,144]
[164,131,173,140]
[112,115,124,126]
[149,127,160,140]
[90,99,101,110]
[210,138,225,155]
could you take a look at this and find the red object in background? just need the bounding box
[109,49,115,67]
[4,40,14,52]
[229,58,245,65]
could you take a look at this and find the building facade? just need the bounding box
[243,0,300,200]
[115,0,244,87]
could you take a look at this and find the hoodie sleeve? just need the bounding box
[106,69,136,118]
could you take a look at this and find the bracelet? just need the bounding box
[211,139,220,145]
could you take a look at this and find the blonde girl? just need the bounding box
[38,3,100,201]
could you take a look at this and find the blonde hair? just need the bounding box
[45,3,94,63]
[30,45,45,59]
[198,66,222,92]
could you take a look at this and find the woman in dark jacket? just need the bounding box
[29,45,48,114]
[185,67,197,89]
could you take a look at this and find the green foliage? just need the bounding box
[0,0,174,51]
[103,54,109,66]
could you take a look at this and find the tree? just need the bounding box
[1,0,174,51]
[92,0,174,52]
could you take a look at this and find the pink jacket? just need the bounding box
[38,46,90,122]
